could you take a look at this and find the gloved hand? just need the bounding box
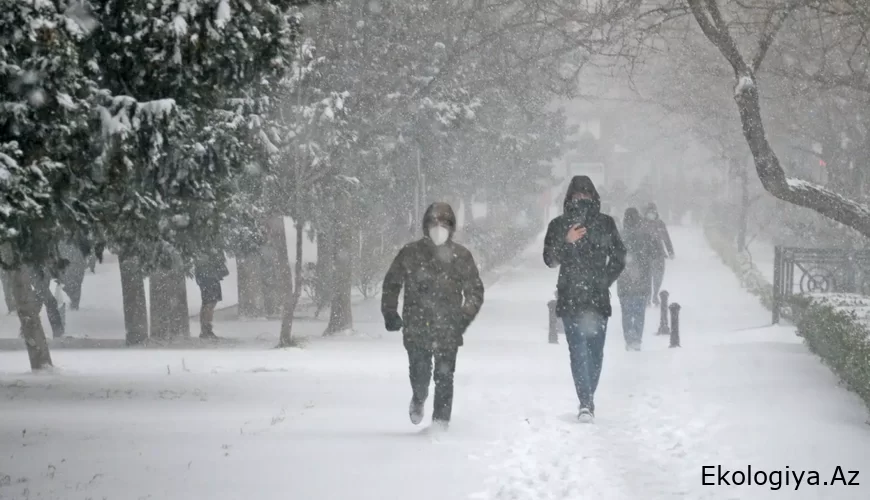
[384,311,403,332]
[455,306,474,333]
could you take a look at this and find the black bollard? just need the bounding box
[669,302,681,348]
[548,299,558,344]
[657,290,670,335]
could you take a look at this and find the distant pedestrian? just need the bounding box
[617,208,657,351]
[543,175,626,423]
[643,202,674,306]
[194,252,229,340]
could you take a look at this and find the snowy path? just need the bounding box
[2,227,870,499]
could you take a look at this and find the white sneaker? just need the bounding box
[577,407,594,423]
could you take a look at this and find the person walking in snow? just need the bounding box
[194,251,229,340]
[381,202,485,430]
[543,175,626,422]
[617,208,657,351]
[642,202,674,307]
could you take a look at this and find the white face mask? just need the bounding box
[646,213,656,220]
[429,225,450,246]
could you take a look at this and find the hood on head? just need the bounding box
[644,202,659,218]
[563,175,601,214]
[623,207,642,230]
[422,202,456,238]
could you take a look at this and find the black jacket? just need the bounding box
[381,202,485,350]
[543,176,626,318]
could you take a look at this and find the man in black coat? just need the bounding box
[543,175,626,422]
[381,202,485,430]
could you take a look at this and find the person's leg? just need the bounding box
[619,298,633,346]
[199,280,222,338]
[651,258,665,304]
[407,346,433,424]
[579,310,608,405]
[634,297,647,344]
[562,315,594,411]
[432,347,459,424]
[200,301,216,337]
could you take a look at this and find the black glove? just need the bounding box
[384,312,403,332]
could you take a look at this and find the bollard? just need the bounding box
[669,302,681,348]
[657,290,670,335]
[548,300,558,344]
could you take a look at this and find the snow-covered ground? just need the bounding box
[2,227,870,500]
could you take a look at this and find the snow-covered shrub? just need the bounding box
[795,298,870,411]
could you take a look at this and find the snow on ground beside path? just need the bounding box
[2,227,870,500]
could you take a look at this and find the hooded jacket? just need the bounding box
[643,203,674,260]
[381,202,485,350]
[616,208,657,299]
[543,176,626,318]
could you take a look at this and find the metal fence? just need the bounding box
[772,246,870,323]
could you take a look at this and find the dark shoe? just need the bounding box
[409,398,425,425]
[200,331,219,340]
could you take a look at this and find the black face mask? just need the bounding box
[566,198,595,225]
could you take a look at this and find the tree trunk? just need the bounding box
[262,217,291,318]
[149,266,190,339]
[120,256,148,345]
[10,267,52,370]
[30,268,64,338]
[325,195,354,335]
[687,0,870,239]
[237,255,265,318]
[278,221,306,347]
[267,215,293,317]
[314,229,333,318]
[736,161,749,253]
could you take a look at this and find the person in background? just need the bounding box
[543,175,626,423]
[643,202,674,307]
[617,208,657,351]
[381,202,485,431]
[194,251,229,340]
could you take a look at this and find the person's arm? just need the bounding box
[659,221,675,257]
[604,219,627,287]
[543,219,570,268]
[459,250,485,327]
[381,247,406,325]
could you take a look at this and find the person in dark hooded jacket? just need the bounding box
[642,202,674,306]
[543,175,626,422]
[381,202,485,430]
[617,208,657,351]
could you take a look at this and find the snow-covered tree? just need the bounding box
[81,0,304,342]
[0,0,101,369]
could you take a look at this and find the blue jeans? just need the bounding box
[620,296,646,345]
[562,310,608,411]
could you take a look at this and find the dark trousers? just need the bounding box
[408,346,459,422]
[620,296,646,345]
[562,311,608,411]
[650,258,665,304]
